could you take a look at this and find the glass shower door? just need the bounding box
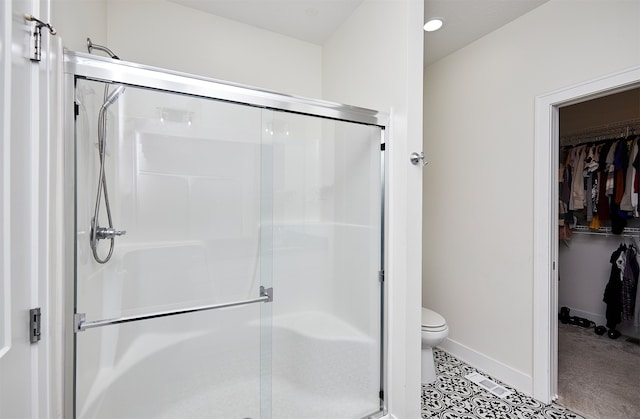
[264,110,384,418]
[69,51,388,418]
[73,78,272,419]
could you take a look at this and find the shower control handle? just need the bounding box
[96,227,126,240]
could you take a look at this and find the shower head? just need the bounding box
[101,85,126,110]
[85,38,125,110]
[87,38,120,60]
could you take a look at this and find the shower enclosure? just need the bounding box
[64,51,387,419]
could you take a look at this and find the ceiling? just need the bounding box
[423,0,548,66]
[169,0,548,66]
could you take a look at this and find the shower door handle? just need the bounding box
[74,286,273,332]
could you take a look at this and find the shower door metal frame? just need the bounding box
[62,50,389,419]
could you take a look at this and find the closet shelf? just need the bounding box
[560,118,640,146]
[571,225,640,238]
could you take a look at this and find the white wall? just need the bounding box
[558,234,640,338]
[51,0,107,53]
[558,235,615,324]
[423,0,640,395]
[52,0,322,98]
[324,1,424,418]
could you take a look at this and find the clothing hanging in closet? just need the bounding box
[560,133,640,235]
[604,243,639,329]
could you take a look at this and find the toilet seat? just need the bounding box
[422,324,448,333]
[422,308,447,331]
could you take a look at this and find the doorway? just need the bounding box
[555,88,640,417]
[532,65,640,406]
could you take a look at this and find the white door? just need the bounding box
[0,0,53,417]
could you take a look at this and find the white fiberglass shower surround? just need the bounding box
[63,51,388,419]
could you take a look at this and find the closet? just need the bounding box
[558,88,640,340]
[555,88,640,418]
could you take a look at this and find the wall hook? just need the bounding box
[24,14,57,62]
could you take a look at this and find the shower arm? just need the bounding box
[86,38,120,60]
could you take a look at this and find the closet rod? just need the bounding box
[569,226,640,250]
[560,118,640,146]
[571,225,640,239]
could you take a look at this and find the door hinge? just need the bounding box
[30,307,41,343]
[74,102,80,119]
[379,270,385,283]
[24,15,56,62]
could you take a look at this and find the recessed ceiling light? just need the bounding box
[424,17,444,32]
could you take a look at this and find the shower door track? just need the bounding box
[64,51,388,127]
[74,286,273,332]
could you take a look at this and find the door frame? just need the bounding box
[1,0,59,417]
[533,65,640,403]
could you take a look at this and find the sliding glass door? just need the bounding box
[67,51,386,418]
[264,110,383,418]
[74,78,271,418]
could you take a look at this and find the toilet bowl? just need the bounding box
[421,307,448,384]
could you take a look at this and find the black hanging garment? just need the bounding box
[622,245,639,321]
[603,244,625,328]
[597,142,612,221]
[611,140,629,234]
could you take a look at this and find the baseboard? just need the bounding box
[438,338,533,397]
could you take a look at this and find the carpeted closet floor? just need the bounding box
[557,322,640,419]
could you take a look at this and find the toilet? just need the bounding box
[421,307,449,384]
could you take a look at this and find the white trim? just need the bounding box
[533,65,640,403]
[50,36,66,419]
[438,338,532,396]
[533,92,556,404]
[0,0,11,360]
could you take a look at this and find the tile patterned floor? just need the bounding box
[421,349,584,419]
